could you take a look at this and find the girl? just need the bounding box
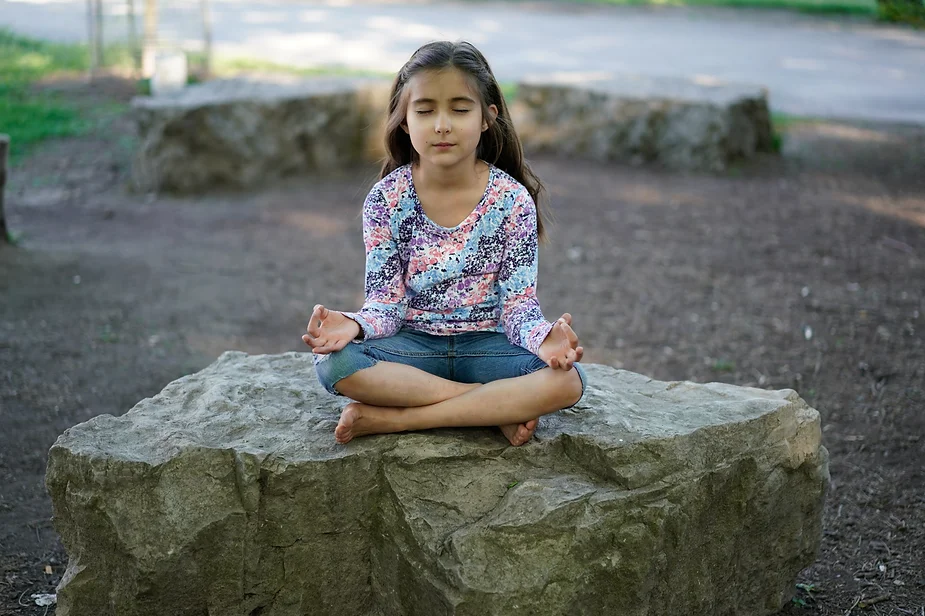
[302,41,586,446]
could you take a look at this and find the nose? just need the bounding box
[434,111,451,135]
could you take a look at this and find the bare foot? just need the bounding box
[334,402,400,444]
[498,418,538,447]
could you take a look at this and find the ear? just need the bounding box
[482,104,499,132]
[401,121,410,134]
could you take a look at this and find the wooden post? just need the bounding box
[94,0,105,69]
[200,0,213,79]
[1,135,9,242]
[126,0,141,75]
[87,0,99,77]
[142,0,158,78]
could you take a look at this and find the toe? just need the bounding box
[335,405,359,444]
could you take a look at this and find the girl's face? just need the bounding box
[401,67,498,170]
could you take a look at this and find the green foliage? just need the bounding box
[771,131,784,153]
[499,82,519,104]
[791,582,820,608]
[877,0,925,25]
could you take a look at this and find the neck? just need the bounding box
[413,156,484,191]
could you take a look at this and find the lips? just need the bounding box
[433,143,454,147]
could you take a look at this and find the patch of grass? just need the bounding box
[98,325,120,344]
[711,359,736,373]
[5,229,25,245]
[770,112,826,152]
[0,29,88,83]
[772,112,819,130]
[192,54,392,80]
[0,29,135,161]
[469,0,876,15]
[1,30,89,160]
[0,96,87,153]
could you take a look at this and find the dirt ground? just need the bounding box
[1,77,923,615]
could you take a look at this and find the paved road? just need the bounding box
[3,0,925,122]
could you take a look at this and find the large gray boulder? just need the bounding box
[131,76,390,193]
[510,74,775,171]
[47,352,827,616]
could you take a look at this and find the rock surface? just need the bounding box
[510,74,775,171]
[130,76,390,193]
[47,352,827,616]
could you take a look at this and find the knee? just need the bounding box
[314,343,370,396]
[540,366,584,410]
[561,367,584,408]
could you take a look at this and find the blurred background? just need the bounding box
[1,0,924,613]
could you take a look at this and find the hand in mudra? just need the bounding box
[302,304,360,355]
[537,313,584,370]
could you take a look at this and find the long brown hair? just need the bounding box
[379,41,548,241]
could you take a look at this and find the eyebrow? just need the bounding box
[411,96,477,105]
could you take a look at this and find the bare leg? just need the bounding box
[333,361,539,445]
[335,367,582,444]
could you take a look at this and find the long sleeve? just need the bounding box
[498,188,553,355]
[341,188,407,340]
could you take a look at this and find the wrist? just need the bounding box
[347,317,364,340]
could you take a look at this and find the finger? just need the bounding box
[548,355,558,370]
[560,322,580,348]
[307,335,330,351]
[308,305,327,337]
[312,340,333,354]
[558,313,572,326]
[302,334,313,347]
[575,346,584,363]
[315,342,343,354]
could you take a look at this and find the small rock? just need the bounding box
[31,593,56,607]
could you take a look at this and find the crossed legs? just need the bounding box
[333,360,583,445]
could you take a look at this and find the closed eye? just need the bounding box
[415,110,433,115]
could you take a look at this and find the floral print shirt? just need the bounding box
[341,163,553,355]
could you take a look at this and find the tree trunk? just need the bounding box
[1,135,9,242]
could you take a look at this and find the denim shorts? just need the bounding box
[313,328,586,406]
